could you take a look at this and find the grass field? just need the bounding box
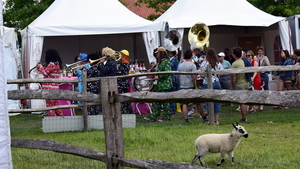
[10,105,300,169]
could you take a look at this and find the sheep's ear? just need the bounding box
[236,122,240,126]
[232,123,238,130]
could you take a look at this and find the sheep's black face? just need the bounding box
[233,123,248,138]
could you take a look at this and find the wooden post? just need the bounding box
[207,64,215,124]
[82,69,88,132]
[101,77,124,169]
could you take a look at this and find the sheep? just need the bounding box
[192,123,248,167]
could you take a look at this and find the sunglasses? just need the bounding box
[246,55,251,57]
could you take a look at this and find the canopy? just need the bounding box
[0,1,13,168]
[22,0,163,111]
[156,0,285,28]
[28,0,163,36]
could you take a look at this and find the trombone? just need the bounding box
[89,51,122,65]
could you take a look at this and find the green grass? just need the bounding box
[10,105,300,169]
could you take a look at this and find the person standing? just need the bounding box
[231,47,250,122]
[217,52,232,90]
[217,51,233,107]
[168,50,180,117]
[178,49,207,123]
[224,48,235,65]
[247,50,261,113]
[117,49,133,114]
[200,48,223,125]
[74,53,91,105]
[98,47,117,77]
[273,50,293,109]
[293,49,300,90]
[37,49,64,116]
[256,46,270,111]
[86,53,101,115]
[144,47,172,122]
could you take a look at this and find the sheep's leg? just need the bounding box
[229,151,234,165]
[217,152,226,166]
[192,154,204,166]
[191,154,199,165]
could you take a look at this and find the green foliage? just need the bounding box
[134,0,176,20]
[3,0,54,30]
[247,0,300,17]
[135,0,300,20]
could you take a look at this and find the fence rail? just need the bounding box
[7,65,300,169]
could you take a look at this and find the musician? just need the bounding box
[86,53,101,115]
[37,48,64,116]
[98,47,117,77]
[74,53,91,104]
[116,49,133,114]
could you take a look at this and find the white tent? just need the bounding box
[0,1,13,168]
[156,0,285,28]
[21,0,164,111]
[21,0,163,77]
[3,26,22,110]
[155,0,290,63]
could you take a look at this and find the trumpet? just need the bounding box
[65,60,85,70]
[89,51,122,65]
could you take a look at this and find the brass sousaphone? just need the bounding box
[188,22,210,51]
[164,30,182,51]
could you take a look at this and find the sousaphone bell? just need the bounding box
[188,22,210,51]
[164,30,182,51]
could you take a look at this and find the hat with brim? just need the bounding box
[155,46,166,53]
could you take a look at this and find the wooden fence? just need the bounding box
[7,65,300,169]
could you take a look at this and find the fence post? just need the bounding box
[207,64,215,124]
[101,77,124,169]
[82,69,88,132]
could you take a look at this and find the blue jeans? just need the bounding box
[261,73,269,90]
[202,82,221,114]
[168,82,180,114]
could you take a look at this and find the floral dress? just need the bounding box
[149,59,172,120]
[117,62,133,114]
[86,65,101,115]
[38,62,63,116]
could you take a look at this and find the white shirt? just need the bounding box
[200,61,224,85]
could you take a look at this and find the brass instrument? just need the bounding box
[29,65,39,74]
[188,22,210,51]
[65,60,85,70]
[164,30,182,51]
[89,51,122,65]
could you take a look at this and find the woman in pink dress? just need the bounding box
[37,49,64,116]
[247,50,261,113]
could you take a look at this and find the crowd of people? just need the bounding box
[37,45,300,124]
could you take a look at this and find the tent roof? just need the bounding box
[155,0,285,28]
[27,0,163,36]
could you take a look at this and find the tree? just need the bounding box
[134,0,176,20]
[134,0,300,20]
[3,0,54,30]
[247,0,300,17]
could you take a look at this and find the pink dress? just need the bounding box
[38,62,64,116]
[251,60,261,90]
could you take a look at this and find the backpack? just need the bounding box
[242,57,254,82]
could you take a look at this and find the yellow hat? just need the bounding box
[121,49,129,56]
